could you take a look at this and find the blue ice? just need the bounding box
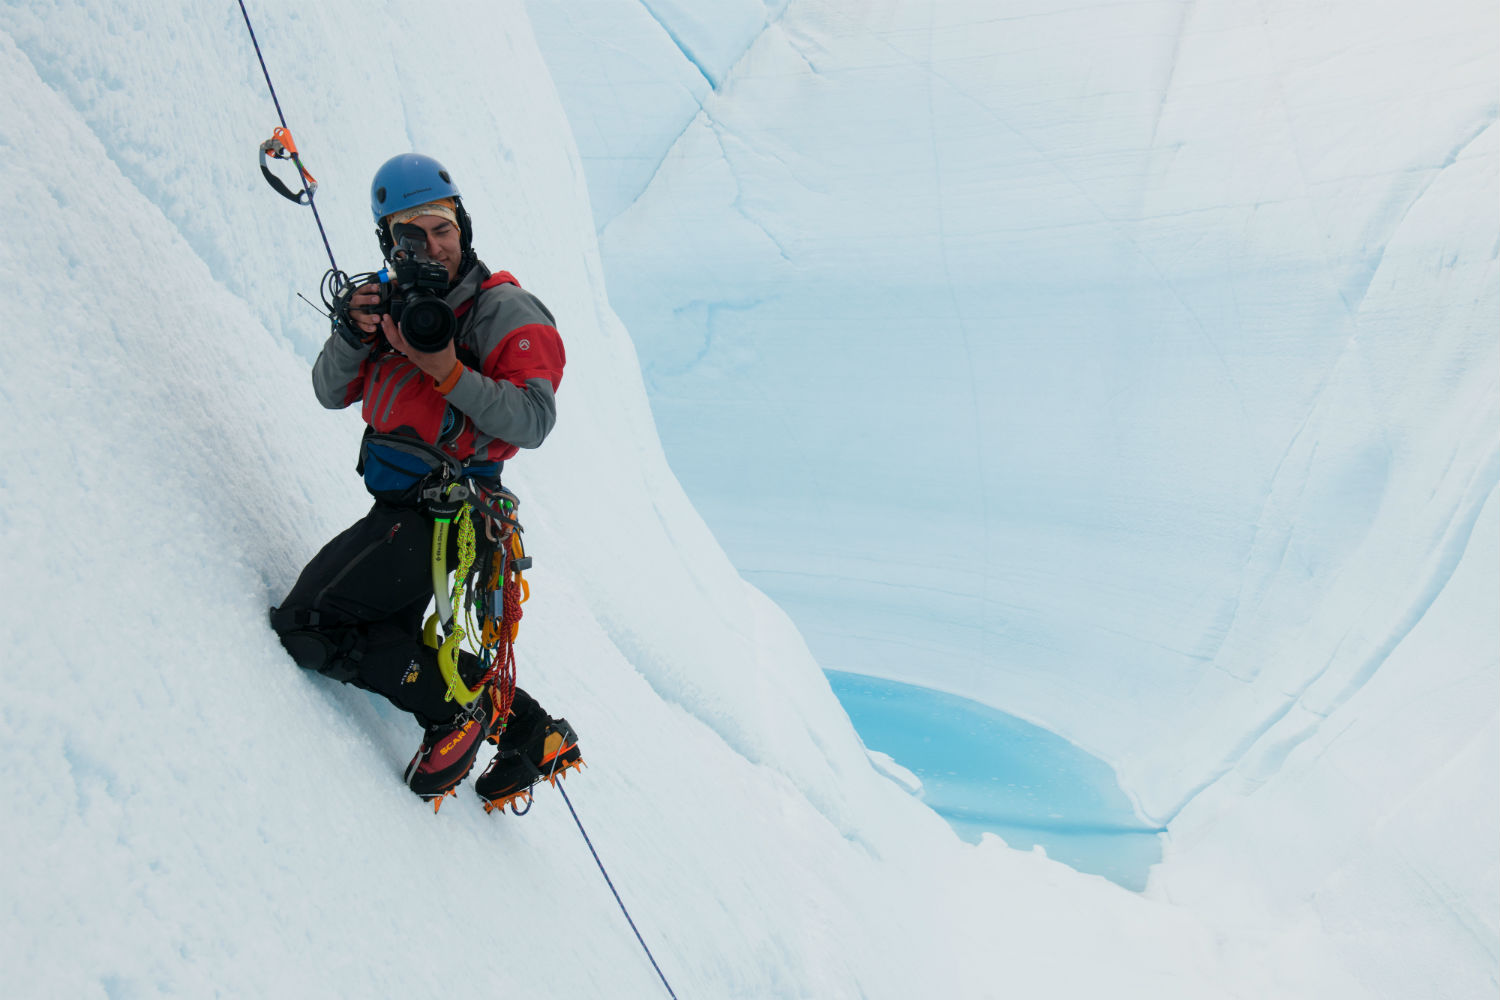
[826,670,1164,891]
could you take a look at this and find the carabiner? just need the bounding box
[258,126,318,205]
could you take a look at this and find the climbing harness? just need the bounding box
[236,0,339,273]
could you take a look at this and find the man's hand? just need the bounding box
[384,313,460,382]
[346,283,384,339]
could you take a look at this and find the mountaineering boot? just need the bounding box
[404,687,494,807]
[475,714,584,814]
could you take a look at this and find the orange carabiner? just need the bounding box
[258,125,317,204]
[270,125,299,157]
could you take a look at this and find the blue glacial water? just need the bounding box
[826,670,1164,891]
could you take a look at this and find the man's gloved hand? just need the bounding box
[332,281,383,349]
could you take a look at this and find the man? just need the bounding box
[270,153,582,811]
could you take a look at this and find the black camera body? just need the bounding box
[379,223,457,352]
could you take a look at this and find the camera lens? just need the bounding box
[400,295,456,353]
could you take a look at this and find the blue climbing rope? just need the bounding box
[557,783,679,999]
[236,0,340,273]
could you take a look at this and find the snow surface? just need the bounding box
[0,1,1491,998]
[526,0,1500,996]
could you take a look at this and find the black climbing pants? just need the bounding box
[271,501,542,731]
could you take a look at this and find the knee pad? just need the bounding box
[277,627,361,684]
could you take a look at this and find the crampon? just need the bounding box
[477,716,585,814]
[481,757,586,815]
[425,787,460,814]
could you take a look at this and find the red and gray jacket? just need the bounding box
[311,262,565,464]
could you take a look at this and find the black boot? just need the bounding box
[475,711,583,814]
[404,689,494,807]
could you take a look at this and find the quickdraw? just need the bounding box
[259,125,319,205]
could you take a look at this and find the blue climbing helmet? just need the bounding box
[369,153,473,258]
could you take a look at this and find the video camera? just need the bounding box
[372,222,457,352]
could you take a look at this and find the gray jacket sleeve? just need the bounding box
[443,284,565,450]
[444,371,558,449]
[310,332,371,410]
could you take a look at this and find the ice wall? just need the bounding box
[0,1,1294,997]
[525,0,1499,994]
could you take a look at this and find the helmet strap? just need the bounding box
[455,197,474,253]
